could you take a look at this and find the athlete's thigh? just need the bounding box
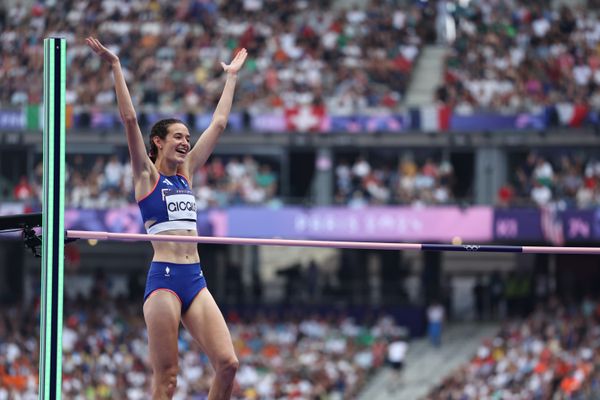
[181,289,235,363]
[143,291,182,368]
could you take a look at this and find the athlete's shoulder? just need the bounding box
[135,168,161,202]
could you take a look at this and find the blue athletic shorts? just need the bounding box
[144,261,207,313]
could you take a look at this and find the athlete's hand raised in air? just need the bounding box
[86,36,119,65]
[221,48,247,75]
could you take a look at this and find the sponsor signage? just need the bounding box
[2,204,599,243]
[494,209,598,242]
[227,206,493,242]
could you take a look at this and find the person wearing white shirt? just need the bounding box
[386,331,409,392]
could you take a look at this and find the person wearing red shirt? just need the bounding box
[13,176,33,201]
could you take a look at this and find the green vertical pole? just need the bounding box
[40,37,66,400]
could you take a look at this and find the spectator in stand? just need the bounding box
[12,176,33,201]
[496,183,515,207]
[427,301,445,348]
[558,164,583,208]
[531,178,553,207]
[395,158,418,203]
[335,159,353,199]
[225,157,245,184]
[103,155,125,191]
[255,164,277,200]
[363,169,391,205]
[352,156,371,183]
[386,330,409,392]
[533,157,554,188]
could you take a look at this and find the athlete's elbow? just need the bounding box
[121,113,138,125]
[212,116,228,132]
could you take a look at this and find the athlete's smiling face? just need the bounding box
[159,123,191,164]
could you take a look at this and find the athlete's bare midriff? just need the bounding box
[150,229,200,264]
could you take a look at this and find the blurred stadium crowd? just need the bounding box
[8,154,459,208]
[0,297,403,400]
[0,0,427,114]
[500,151,600,209]
[2,0,599,114]
[442,1,600,113]
[7,150,600,209]
[426,297,600,400]
[3,273,600,399]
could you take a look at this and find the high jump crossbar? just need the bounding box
[66,230,600,255]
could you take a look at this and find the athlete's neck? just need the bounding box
[154,158,178,177]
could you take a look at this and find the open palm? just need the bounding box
[86,37,119,64]
[221,48,248,74]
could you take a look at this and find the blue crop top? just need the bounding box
[138,173,197,234]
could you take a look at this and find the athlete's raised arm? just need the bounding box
[86,37,153,179]
[183,48,248,176]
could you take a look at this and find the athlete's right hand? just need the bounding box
[86,37,119,65]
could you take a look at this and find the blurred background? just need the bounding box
[1,0,600,398]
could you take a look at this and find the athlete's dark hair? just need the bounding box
[148,118,185,163]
